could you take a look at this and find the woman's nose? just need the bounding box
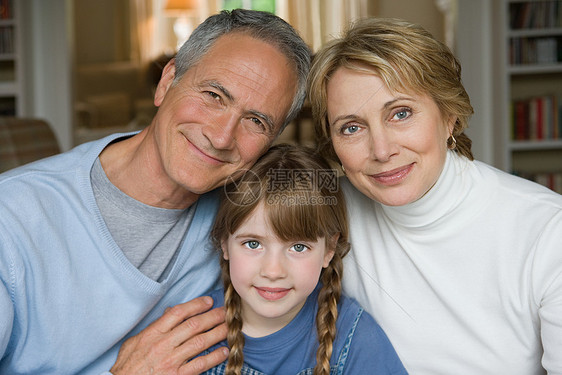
[369,127,399,162]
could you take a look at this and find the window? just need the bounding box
[222,0,276,13]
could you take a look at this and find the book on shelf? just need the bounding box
[0,25,13,54]
[509,36,561,65]
[509,0,562,30]
[512,95,562,141]
[0,0,12,20]
[0,97,15,116]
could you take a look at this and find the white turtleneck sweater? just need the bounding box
[341,151,562,375]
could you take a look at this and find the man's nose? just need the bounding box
[203,111,239,150]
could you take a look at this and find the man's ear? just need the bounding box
[221,240,229,260]
[154,58,177,107]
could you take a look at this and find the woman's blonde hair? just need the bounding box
[210,143,350,375]
[308,17,474,162]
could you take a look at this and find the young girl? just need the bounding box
[205,144,407,375]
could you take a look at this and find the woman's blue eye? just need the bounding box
[393,109,410,120]
[291,243,308,253]
[342,125,359,135]
[244,240,260,249]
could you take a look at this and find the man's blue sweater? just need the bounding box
[0,133,221,374]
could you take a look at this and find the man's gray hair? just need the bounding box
[174,9,311,128]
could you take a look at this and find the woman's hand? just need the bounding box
[110,296,228,375]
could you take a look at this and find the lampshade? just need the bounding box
[164,0,197,12]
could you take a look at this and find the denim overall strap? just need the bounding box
[205,361,268,375]
[333,307,364,374]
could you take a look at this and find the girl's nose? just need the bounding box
[259,251,287,280]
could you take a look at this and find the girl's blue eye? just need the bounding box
[291,243,309,253]
[244,240,261,249]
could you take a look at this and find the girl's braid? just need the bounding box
[313,250,343,375]
[222,261,245,375]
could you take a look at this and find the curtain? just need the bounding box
[434,0,457,51]
[189,0,369,53]
[135,0,370,61]
[277,0,369,52]
[130,0,157,67]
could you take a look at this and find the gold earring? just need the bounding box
[447,134,457,150]
[341,164,346,175]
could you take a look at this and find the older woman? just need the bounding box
[308,18,562,375]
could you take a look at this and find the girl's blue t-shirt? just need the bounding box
[203,285,408,374]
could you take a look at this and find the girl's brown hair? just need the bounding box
[308,17,475,162]
[210,143,350,375]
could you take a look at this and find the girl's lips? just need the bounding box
[371,163,414,185]
[255,287,290,301]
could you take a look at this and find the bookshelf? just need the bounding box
[0,0,22,116]
[502,0,562,193]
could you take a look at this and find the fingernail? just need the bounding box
[203,296,213,306]
[222,347,229,356]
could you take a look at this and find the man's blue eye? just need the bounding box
[206,91,220,100]
[250,117,266,131]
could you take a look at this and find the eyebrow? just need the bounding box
[383,96,415,109]
[207,80,276,135]
[234,233,267,241]
[208,81,234,101]
[248,110,275,135]
[331,96,415,125]
[331,114,360,126]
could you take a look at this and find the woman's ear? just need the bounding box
[154,58,177,107]
[323,233,339,268]
[221,240,229,260]
[447,115,457,136]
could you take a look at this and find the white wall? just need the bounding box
[376,0,445,42]
[23,0,74,151]
[456,0,495,165]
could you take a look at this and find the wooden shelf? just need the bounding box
[502,0,562,193]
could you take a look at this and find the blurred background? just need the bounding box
[3,0,562,193]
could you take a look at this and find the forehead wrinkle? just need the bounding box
[329,81,386,125]
[231,63,282,134]
[351,82,386,117]
[201,73,277,136]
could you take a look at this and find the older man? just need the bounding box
[0,9,310,375]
